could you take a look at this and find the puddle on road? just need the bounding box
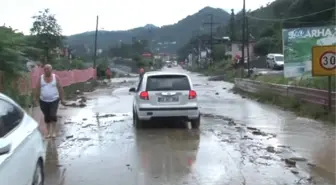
[44,77,334,185]
[46,119,310,185]
[194,78,336,184]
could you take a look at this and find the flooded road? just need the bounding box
[45,67,335,185]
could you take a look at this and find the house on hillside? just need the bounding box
[224,40,256,64]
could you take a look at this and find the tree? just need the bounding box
[0,26,43,107]
[253,37,278,56]
[30,9,63,64]
[0,26,27,76]
[70,59,86,69]
[132,55,146,67]
[212,44,227,61]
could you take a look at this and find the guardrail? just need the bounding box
[234,78,336,110]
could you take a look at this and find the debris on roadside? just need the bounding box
[291,169,299,174]
[242,135,253,140]
[247,127,258,131]
[77,137,90,141]
[289,157,307,162]
[64,95,87,108]
[284,158,296,167]
[64,121,75,125]
[278,145,290,148]
[228,119,236,126]
[78,96,87,103]
[200,113,232,121]
[96,113,116,118]
[266,146,276,153]
[252,130,267,136]
[260,156,273,160]
[66,135,74,139]
[307,162,316,167]
[82,124,95,128]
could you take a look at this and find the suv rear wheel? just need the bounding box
[133,110,143,129]
[191,115,200,129]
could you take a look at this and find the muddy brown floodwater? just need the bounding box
[44,67,335,185]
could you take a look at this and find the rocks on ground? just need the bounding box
[64,91,87,108]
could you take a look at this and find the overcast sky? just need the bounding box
[0,0,272,36]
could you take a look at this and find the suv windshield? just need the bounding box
[146,75,191,91]
[275,56,284,61]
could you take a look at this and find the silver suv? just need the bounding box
[129,71,200,129]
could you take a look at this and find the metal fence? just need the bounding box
[234,78,336,109]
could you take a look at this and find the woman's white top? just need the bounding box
[40,74,59,102]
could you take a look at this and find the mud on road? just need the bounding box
[44,67,335,185]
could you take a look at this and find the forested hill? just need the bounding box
[66,7,230,56]
[180,0,335,57]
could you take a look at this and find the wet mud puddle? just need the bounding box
[44,77,335,185]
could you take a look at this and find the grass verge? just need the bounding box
[186,60,240,82]
[232,86,335,123]
[252,75,336,91]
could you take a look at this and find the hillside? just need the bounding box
[178,0,335,60]
[66,7,230,55]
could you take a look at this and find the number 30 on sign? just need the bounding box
[312,45,336,76]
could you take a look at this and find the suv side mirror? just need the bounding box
[129,87,136,92]
[0,139,11,155]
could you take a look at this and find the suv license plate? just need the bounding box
[158,97,179,102]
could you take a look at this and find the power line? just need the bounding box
[246,7,335,22]
[248,19,335,23]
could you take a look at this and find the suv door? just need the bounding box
[0,98,35,185]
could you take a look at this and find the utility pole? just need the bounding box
[246,16,250,77]
[241,0,246,77]
[147,26,154,53]
[198,37,201,68]
[93,15,99,68]
[203,14,220,65]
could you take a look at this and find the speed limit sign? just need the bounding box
[320,51,336,70]
[312,45,336,76]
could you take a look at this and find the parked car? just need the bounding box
[266,53,284,69]
[129,71,200,129]
[0,93,46,185]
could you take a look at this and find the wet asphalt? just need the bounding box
[45,67,335,185]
